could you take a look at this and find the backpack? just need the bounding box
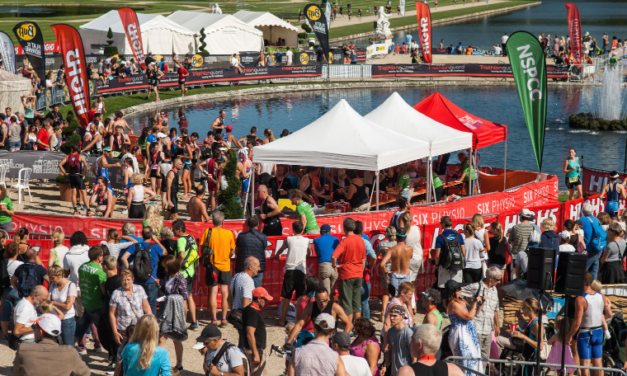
[0,257,10,295]
[132,243,154,283]
[586,216,607,252]
[16,263,39,298]
[437,233,465,271]
[181,235,200,271]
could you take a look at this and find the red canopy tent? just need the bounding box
[413,92,508,149]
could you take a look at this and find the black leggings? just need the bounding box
[129,202,146,219]
[463,267,482,283]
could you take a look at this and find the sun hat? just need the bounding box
[442,279,468,300]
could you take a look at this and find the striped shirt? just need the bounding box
[229,272,254,311]
[469,281,499,335]
[510,223,534,256]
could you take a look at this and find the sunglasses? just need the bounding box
[316,298,329,303]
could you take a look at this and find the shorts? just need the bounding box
[565,176,581,189]
[179,78,186,85]
[149,169,161,179]
[8,141,20,150]
[241,178,250,193]
[129,202,146,219]
[605,201,619,218]
[207,268,231,286]
[185,276,194,295]
[577,327,603,360]
[338,277,362,316]
[69,174,85,190]
[184,164,192,172]
[150,79,159,87]
[389,273,411,292]
[168,195,178,214]
[281,270,306,300]
[207,180,217,192]
[438,265,463,288]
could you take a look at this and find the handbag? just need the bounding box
[540,339,551,361]
[226,273,244,331]
[8,333,19,351]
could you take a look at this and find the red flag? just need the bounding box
[50,24,90,128]
[118,7,146,70]
[565,3,582,67]
[415,2,432,64]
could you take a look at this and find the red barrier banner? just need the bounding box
[565,3,582,68]
[51,24,90,128]
[118,8,146,70]
[581,166,626,196]
[415,1,432,64]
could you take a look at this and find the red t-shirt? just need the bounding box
[178,67,188,79]
[88,110,96,123]
[332,234,366,280]
[37,128,50,150]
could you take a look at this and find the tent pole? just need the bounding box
[468,147,473,197]
[367,173,375,212]
[426,153,432,203]
[376,170,380,211]
[250,168,255,217]
[432,161,438,202]
[504,138,508,191]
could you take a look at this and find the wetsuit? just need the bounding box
[214,117,224,135]
[240,159,251,193]
[111,135,123,158]
[261,197,282,236]
[605,181,620,217]
[167,169,179,214]
[150,151,163,179]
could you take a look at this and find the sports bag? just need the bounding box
[132,243,154,283]
[437,233,465,271]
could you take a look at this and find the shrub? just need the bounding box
[217,150,244,219]
[301,23,312,33]
[199,27,209,56]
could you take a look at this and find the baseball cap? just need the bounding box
[559,231,571,240]
[219,147,228,151]
[226,125,233,132]
[252,287,274,301]
[103,147,112,152]
[156,133,167,139]
[30,313,62,336]
[314,313,335,329]
[575,219,584,227]
[519,208,533,218]
[332,331,351,347]
[192,325,222,350]
[320,224,332,233]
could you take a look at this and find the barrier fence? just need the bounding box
[444,357,626,376]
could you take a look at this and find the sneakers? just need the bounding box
[94,346,105,353]
[77,349,88,356]
[122,209,128,215]
[107,362,117,369]
[189,321,199,331]
[219,320,228,329]
[155,195,162,201]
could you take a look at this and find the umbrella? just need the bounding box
[501,278,555,310]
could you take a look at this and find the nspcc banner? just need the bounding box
[415,2,432,64]
[565,3,582,68]
[12,22,45,79]
[51,24,91,128]
[118,7,146,70]
[506,31,547,173]
[304,4,329,62]
[0,31,16,73]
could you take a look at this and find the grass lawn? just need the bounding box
[0,0,524,42]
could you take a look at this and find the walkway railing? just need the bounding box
[445,356,627,375]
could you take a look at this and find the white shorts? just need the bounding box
[437,265,463,288]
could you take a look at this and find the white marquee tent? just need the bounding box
[79,11,197,55]
[233,11,299,47]
[167,11,263,55]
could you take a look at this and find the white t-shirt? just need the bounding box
[229,272,255,311]
[515,251,528,274]
[494,46,502,55]
[341,355,372,376]
[559,244,576,254]
[286,50,293,64]
[14,298,37,340]
[405,225,423,261]
[50,281,77,319]
[231,57,239,66]
[63,246,91,291]
[501,35,509,44]
[51,246,69,267]
[463,237,485,269]
[7,260,24,278]
[285,236,310,273]
[204,342,244,373]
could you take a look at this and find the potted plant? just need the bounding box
[104,27,118,56]
[217,150,244,219]
[56,173,89,202]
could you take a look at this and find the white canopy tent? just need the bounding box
[233,11,299,47]
[79,11,197,55]
[365,92,473,202]
[167,11,263,55]
[253,99,432,211]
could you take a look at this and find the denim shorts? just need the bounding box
[8,141,21,150]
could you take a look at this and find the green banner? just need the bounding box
[506,31,547,173]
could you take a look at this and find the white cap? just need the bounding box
[30,313,62,336]
[156,133,167,139]
[150,61,156,65]
[519,208,533,218]
[238,148,249,158]
[559,231,571,240]
[314,313,335,329]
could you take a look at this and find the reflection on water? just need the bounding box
[127,85,627,188]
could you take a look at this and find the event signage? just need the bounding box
[0,31,16,73]
[371,63,568,78]
[12,21,45,80]
[565,3,582,68]
[582,166,627,195]
[415,1,432,63]
[304,4,330,62]
[506,31,547,173]
[50,24,91,128]
[14,42,59,55]
[366,43,388,59]
[118,7,146,70]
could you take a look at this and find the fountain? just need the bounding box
[569,64,627,131]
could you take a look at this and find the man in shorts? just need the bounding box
[206,211,235,328]
[433,216,464,288]
[58,143,92,216]
[166,158,182,221]
[172,219,200,330]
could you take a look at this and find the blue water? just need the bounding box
[126,85,627,186]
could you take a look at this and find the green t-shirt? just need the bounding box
[398,174,411,190]
[0,197,13,224]
[423,171,443,189]
[296,201,318,233]
[78,261,106,309]
[176,235,198,279]
[461,161,477,181]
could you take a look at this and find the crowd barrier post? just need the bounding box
[444,357,626,376]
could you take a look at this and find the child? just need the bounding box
[39,300,65,320]
[284,322,296,346]
[558,231,576,255]
[591,280,613,329]
[546,316,576,376]
[394,44,400,55]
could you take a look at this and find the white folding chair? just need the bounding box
[10,168,32,204]
[0,165,7,189]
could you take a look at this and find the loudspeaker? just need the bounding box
[526,247,556,291]
[555,252,587,295]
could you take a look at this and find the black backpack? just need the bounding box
[437,233,465,271]
[0,257,10,296]
[16,263,39,298]
[132,243,154,283]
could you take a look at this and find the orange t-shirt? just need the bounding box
[332,234,366,280]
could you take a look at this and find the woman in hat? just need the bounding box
[444,279,483,374]
[600,171,625,219]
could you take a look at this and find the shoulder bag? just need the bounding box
[226,274,244,331]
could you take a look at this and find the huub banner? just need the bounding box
[304,4,330,62]
[0,31,16,73]
[12,22,45,80]
[415,2,432,63]
[51,24,91,128]
[506,31,547,173]
[118,8,146,70]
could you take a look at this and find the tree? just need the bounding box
[217,150,244,219]
[198,27,209,56]
[302,23,312,34]
[104,27,118,55]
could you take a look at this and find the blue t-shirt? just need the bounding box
[125,241,163,283]
[146,134,157,144]
[405,34,413,44]
[122,343,171,376]
[313,233,339,264]
[361,233,376,259]
[435,229,465,249]
[119,235,143,265]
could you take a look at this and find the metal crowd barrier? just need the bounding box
[34,85,67,112]
[445,356,627,376]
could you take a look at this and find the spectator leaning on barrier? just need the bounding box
[234,216,267,288]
